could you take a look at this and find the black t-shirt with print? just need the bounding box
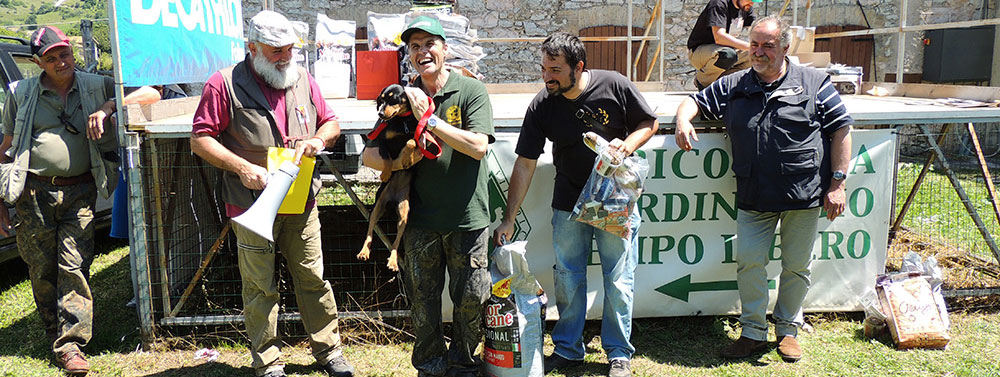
[516,69,656,211]
[687,0,756,50]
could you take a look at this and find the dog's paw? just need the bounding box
[386,252,399,271]
[356,248,371,261]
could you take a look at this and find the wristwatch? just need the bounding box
[425,115,439,132]
[832,170,847,181]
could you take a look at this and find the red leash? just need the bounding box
[413,101,441,159]
[366,111,413,141]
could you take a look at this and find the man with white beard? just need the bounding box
[191,10,354,377]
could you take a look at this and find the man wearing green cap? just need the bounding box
[686,0,758,89]
[362,14,494,377]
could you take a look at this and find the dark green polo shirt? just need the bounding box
[409,71,495,231]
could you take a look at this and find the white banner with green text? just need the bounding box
[468,129,895,320]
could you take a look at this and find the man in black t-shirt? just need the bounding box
[493,32,657,377]
[687,0,759,89]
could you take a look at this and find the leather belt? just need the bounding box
[28,172,94,186]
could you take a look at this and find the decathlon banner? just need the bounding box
[113,0,245,85]
[467,129,895,320]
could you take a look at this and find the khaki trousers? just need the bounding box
[232,207,342,376]
[688,43,751,88]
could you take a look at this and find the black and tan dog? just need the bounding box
[357,84,424,271]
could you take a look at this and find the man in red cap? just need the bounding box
[0,25,155,376]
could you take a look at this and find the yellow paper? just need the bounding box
[266,147,315,214]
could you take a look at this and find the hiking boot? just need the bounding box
[777,335,802,362]
[719,336,768,359]
[543,354,583,373]
[608,359,631,377]
[323,355,355,377]
[261,370,286,377]
[59,352,90,376]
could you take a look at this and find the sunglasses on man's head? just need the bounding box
[57,112,80,135]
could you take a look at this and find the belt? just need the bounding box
[29,172,94,186]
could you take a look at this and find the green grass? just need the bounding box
[895,161,1000,259]
[2,240,1000,375]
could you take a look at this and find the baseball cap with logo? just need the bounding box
[247,10,300,47]
[401,15,447,43]
[30,26,71,58]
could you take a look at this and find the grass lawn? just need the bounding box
[2,240,1000,376]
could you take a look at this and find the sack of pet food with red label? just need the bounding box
[484,241,546,377]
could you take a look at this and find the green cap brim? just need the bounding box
[401,16,447,43]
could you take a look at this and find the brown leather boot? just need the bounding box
[777,336,802,362]
[59,351,90,375]
[719,336,768,359]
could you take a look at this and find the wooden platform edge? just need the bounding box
[860,82,1000,103]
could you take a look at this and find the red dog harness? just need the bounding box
[366,102,441,160]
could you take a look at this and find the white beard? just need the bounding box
[252,52,299,89]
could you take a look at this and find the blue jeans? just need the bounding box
[550,207,640,361]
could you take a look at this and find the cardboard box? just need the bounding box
[789,26,816,54]
[791,52,831,68]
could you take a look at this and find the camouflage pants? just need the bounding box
[400,227,490,377]
[14,178,96,358]
[231,207,343,376]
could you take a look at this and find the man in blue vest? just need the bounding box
[191,10,354,377]
[675,15,853,362]
[0,25,154,376]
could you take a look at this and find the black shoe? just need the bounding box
[543,354,582,374]
[608,359,631,377]
[323,355,355,377]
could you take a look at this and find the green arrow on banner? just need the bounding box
[656,274,777,302]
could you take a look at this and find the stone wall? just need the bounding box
[248,0,995,89]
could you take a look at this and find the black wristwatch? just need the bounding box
[832,170,847,181]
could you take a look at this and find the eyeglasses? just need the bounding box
[57,112,80,135]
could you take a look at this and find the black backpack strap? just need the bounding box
[570,101,626,140]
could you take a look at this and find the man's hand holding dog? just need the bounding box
[404,87,432,121]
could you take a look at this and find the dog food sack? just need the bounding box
[314,15,354,98]
[876,273,950,349]
[484,241,546,377]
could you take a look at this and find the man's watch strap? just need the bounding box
[426,115,441,131]
[832,170,847,181]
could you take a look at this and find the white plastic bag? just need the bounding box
[483,241,546,377]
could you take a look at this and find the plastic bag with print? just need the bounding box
[483,240,546,377]
[569,132,649,239]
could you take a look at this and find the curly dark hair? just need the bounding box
[541,31,586,69]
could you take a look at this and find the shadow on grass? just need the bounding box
[142,363,251,377]
[629,315,771,368]
[0,235,138,362]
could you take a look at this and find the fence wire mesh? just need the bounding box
[137,138,406,338]
[890,123,1000,289]
[137,123,1000,339]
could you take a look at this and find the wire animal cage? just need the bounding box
[131,137,407,341]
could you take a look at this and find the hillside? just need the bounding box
[0,0,105,37]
